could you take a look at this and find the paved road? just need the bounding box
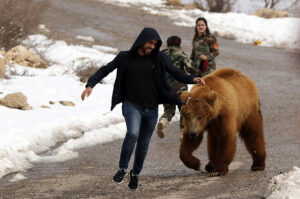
[0,0,299,198]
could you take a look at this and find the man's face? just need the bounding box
[142,39,158,55]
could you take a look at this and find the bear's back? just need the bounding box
[200,68,260,127]
[204,68,258,97]
[207,68,249,83]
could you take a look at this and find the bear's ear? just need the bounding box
[180,91,190,103]
[206,92,217,107]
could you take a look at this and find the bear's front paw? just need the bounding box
[191,159,201,171]
[251,164,265,171]
[205,163,215,173]
[179,153,201,171]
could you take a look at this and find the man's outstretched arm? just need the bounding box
[81,52,126,101]
[162,52,205,85]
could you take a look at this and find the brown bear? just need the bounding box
[179,68,266,176]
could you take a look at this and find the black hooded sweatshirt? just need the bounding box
[123,49,158,108]
[86,27,195,111]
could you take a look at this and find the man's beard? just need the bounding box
[143,47,153,55]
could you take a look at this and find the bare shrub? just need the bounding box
[193,0,235,12]
[74,61,101,83]
[0,0,48,51]
[206,0,233,12]
[264,0,280,8]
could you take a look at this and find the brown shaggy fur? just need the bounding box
[179,68,266,176]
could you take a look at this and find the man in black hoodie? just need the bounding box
[81,27,204,190]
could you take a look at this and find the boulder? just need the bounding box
[0,51,6,78]
[59,101,75,106]
[0,92,32,110]
[6,45,48,68]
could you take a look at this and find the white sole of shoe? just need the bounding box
[112,178,124,184]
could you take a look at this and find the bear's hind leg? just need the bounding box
[240,110,266,171]
[180,132,203,171]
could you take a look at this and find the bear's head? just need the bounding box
[180,86,219,138]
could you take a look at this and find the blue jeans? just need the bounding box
[119,101,158,175]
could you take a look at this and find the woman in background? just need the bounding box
[191,17,219,77]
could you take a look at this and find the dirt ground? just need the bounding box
[0,0,300,198]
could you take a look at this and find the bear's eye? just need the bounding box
[197,115,203,120]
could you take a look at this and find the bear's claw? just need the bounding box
[209,172,220,177]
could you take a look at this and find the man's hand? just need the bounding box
[81,86,93,101]
[193,77,205,85]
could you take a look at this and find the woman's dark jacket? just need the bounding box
[86,27,195,110]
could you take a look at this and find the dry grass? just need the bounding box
[253,8,288,18]
[166,0,181,6]
[0,0,48,51]
[183,3,207,11]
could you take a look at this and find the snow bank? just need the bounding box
[93,0,300,50]
[265,166,300,199]
[96,0,165,7]
[183,0,298,15]
[142,7,300,51]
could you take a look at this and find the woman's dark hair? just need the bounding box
[167,35,181,47]
[192,17,211,44]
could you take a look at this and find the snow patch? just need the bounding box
[76,35,95,42]
[96,0,165,7]
[9,173,27,182]
[265,166,300,199]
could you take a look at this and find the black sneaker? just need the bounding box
[112,169,126,184]
[128,170,138,190]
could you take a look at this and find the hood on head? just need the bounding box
[130,27,162,55]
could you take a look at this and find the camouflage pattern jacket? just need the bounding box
[162,46,193,94]
[191,33,219,75]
